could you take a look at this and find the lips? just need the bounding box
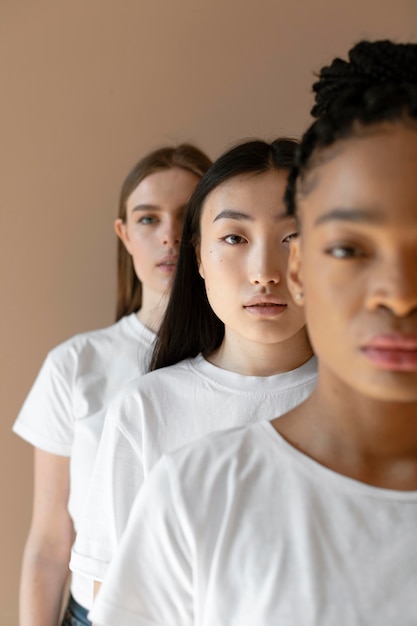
[361,333,417,371]
[243,296,287,317]
[156,255,178,273]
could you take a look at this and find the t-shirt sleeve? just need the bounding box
[90,456,193,626]
[70,395,144,581]
[12,349,74,456]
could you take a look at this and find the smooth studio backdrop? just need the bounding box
[1,1,416,622]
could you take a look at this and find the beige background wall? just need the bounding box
[1,1,416,622]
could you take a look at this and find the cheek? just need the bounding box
[128,236,156,278]
[130,241,148,264]
[303,272,360,356]
[199,245,225,281]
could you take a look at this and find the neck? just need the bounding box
[137,290,168,333]
[274,365,417,490]
[207,327,313,376]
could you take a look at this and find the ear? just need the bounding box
[287,237,304,306]
[114,219,133,255]
[194,240,205,279]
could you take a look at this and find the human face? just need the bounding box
[289,123,417,402]
[197,169,307,350]
[116,167,200,303]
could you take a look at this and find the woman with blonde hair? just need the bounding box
[13,143,211,626]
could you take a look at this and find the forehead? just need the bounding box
[202,169,289,218]
[298,124,417,230]
[127,167,199,209]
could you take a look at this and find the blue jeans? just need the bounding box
[61,594,91,626]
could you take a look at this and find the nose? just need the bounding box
[366,253,417,318]
[249,243,282,286]
[162,217,182,247]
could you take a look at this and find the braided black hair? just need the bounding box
[286,40,417,215]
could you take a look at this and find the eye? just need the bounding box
[222,234,247,245]
[325,245,364,259]
[138,215,158,225]
[282,232,298,244]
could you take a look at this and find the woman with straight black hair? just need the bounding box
[91,40,417,626]
[70,138,317,599]
[151,138,298,369]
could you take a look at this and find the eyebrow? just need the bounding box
[131,204,160,213]
[131,203,187,213]
[213,209,292,223]
[314,207,384,227]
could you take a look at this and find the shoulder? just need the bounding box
[47,314,154,372]
[148,423,287,529]
[46,319,121,360]
[133,356,201,393]
[166,422,279,489]
[104,357,198,420]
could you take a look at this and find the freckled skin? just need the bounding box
[196,170,312,376]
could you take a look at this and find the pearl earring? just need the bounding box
[295,292,303,301]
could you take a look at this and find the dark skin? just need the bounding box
[273,122,417,490]
[274,387,417,489]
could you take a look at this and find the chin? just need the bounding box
[252,331,295,345]
[356,378,417,404]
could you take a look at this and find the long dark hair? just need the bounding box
[115,144,212,321]
[285,40,417,216]
[151,138,299,370]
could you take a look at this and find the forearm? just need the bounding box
[19,536,71,625]
[18,450,74,625]
[92,580,101,626]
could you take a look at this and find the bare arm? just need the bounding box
[19,448,75,626]
[92,580,102,626]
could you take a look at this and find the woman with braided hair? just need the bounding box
[91,40,417,626]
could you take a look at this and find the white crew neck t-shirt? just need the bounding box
[91,420,417,626]
[70,354,317,581]
[13,313,156,610]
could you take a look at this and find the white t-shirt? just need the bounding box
[70,354,317,581]
[13,313,156,610]
[91,420,417,626]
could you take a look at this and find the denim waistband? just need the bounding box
[61,594,91,626]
